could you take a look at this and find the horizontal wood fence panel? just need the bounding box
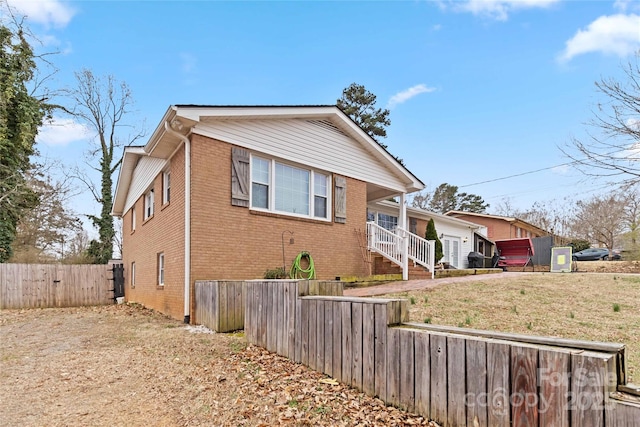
[0,264,113,309]
[235,280,640,426]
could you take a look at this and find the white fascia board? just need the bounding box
[407,207,482,229]
[175,105,339,121]
[374,200,482,229]
[331,108,424,193]
[111,146,147,217]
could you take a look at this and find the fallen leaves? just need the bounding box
[223,344,439,426]
[0,304,440,427]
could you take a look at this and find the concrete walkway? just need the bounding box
[343,271,540,297]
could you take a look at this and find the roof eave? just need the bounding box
[111,146,147,217]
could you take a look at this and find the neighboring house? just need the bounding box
[445,211,550,241]
[369,200,491,268]
[111,105,425,322]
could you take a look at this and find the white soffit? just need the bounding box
[123,156,168,213]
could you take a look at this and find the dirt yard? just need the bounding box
[0,304,437,427]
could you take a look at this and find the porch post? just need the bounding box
[400,193,408,281]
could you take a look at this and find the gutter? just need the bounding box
[164,120,192,324]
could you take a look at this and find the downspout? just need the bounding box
[399,193,408,281]
[164,121,191,324]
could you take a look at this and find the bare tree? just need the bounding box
[570,193,627,251]
[65,69,144,263]
[493,197,517,217]
[619,184,640,257]
[517,198,576,238]
[63,229,92,264]
[561,53,640,186]
[410,189,432,210]
[10,161,83,263]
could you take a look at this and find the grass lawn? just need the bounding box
[382,272,640,384]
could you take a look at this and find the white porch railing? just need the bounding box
[366,222,435,279]
[406,230,435,278]
[367,222,404,268]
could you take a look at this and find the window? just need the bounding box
[157,253,164,286]
[130,262,136,287]
[314,173,328,218]
[409,217,417,234]
[275,163,309,215]
[162,171,171,204]
[366,209,375,222]
[251,157,270,209]
[144,189,154,220]
[377,213,398,231]
[250,156,330,219]
[131,204,136,231]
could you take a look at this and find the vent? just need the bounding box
[307,119,347,136]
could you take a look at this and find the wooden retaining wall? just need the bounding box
[195,279,342,333]
[194,280,245,332]
[241,280,640,427]
[0,264,114,309]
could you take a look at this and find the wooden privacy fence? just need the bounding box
[237,279,640,427]
[0,264,115,309]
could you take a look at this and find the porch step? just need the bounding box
[373,255,432,280]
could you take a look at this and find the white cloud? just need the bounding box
[558,14,640,63]
[446,0,559,21]
[387,84,436,109]
[6,0,75,28]
[614,0,631,12]
[432,24,443,31]
[36,117,91,147]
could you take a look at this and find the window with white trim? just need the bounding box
[157,253,164,286]
[367,209,375,222]
[377,213,398,231]
[251,157,270,209]
[162,171,171,204]
[250,156,330,220]
[131,204,136,231]
[314,172,328,218]
[144,189,154,220]
[130,261,136,287]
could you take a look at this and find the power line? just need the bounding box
[458,147,633,189]
[458,161,577,188]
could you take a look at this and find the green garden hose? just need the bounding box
[289,251,316,279]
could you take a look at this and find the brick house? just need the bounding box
[445,211,550,241]
[111,105,426,322]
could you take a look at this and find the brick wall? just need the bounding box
[122,134,371,321]
[122,148,186,321]
[450,215,512,240]
[189,134,370,283]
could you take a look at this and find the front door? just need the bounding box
[443,236,460,268]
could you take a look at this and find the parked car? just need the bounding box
[572,248,621,261]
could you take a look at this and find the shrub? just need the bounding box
[263,267,289,279]
[425,219,443,263]
[569,239,590,253]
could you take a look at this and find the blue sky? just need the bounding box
[6,0,640,231]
